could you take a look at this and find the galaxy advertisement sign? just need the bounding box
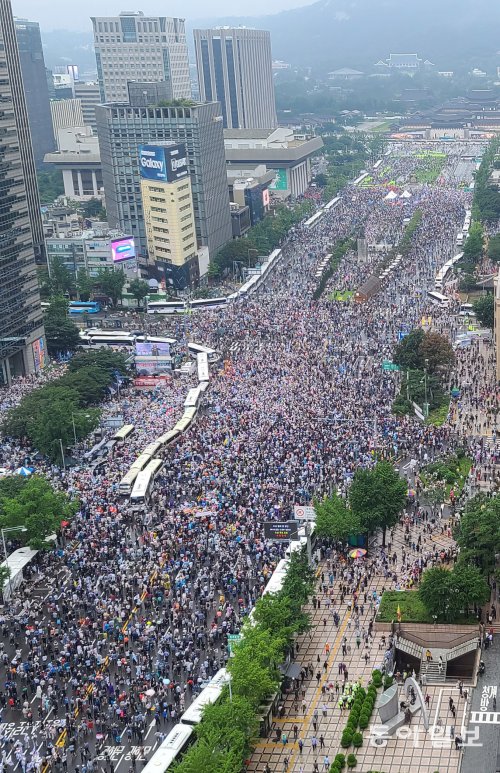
[111,236,136,263]
[139,143,188,183]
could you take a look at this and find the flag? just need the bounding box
[397,604,402,623]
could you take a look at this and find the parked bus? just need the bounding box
[130,458,164,502]
[113,425,135,442]
[69,301,101,314]
[187,343,218,363]
[427,290,450,308]
[147,300,186,315]
[140,725,194,773]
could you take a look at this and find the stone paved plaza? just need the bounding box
[247,523,468,773]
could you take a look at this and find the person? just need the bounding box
[426,649,432,662]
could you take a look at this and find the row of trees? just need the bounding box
[415,493,500,622]
[391,328,455,419]
[0,476,78,550]
[174,551,315,772]
[472,137,500,223]
[40,260,150,309]
[2,348,128,462]
[209,203,314,278]
[315,461,407,547]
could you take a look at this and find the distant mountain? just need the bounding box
[41,30,95,76]
[40,0,500,82]
[187,0,500,72]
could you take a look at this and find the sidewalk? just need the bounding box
[247,520,465,772]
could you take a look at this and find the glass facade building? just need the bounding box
[0,0,45,385]
[96,98,232,259]
[194,27,277,130]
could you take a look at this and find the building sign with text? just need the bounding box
[139,143,188,183]
[264,521,299,542]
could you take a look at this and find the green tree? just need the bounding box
[77,269,94,302]
[473,294,494,328]
[314,173,328,187]
[28,403,99,462]
[2,385,80,439]
[45,294,70,320]
[451,564,489,613]
[128,278,150,308]
[68,349,128,377]
[0,476,78,549]
[44,316,81,356]
[46,255,75,296]
[393,328,425,370]
[37,169,64,204]
[82,197,105,219]
[61,368,113,405]
[228,624,284,708]
[315,492,361,541]
[487,234,500,263]
[419,567,454,621]
[419,564,489,621]
[455,494,500,576]
[349,461,407,545]
[419,331,455,374]
[462,222,484,264]
[199,696,257,759]
[96,267,126,307]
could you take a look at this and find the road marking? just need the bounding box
[470,711,500,724]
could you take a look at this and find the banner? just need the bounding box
[294,505,316,521]
[264,521,299,542]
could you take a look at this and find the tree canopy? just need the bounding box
[473,295,494,328]
[128,278,150,307]
[419,564,489,621]
[315,491,361,542]
[95,267,126,307]
[0,476,78,549]
[349,461,407,545]
[393,328,454,374]
[454,494,500,577]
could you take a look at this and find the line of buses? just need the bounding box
[146,248,284,315]
[140,521,317,772]
[117,350,211,501]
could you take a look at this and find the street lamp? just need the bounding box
[1,526,27,602]
[59,438,66,470]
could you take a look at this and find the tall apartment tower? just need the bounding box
[96,89,232,259]
[91,11,191,103]
[0,0,46,384]
[194,27,277,130]
[14,17,55,167]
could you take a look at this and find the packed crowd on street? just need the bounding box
[0,141,496,773]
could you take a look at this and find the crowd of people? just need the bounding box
[0,141,496,773]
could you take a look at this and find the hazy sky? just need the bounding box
[12,0,315,30]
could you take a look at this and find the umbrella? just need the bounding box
[145,688,155,697]
[350,549,367,559]
[16,466,34,476]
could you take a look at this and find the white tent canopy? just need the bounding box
[384,191,398,201]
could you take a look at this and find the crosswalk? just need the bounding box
[469,711,500,724]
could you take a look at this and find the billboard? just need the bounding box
[32,337,46,373]
[134,376,170,389]
[135,341,170,357]
[264,521,299,542]
[111,236,136,263]
[135,356,172,375]
[269,168,288,191]
[138,143,189,183]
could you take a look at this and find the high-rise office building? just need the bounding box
[194,27,277,130]
[14,17,55,167]
[73,82,101,132]
[0,0,46,384]
[96,88,232,259]
[140,143,199,289]
[92,11,191,104]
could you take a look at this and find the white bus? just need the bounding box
[180,669,230,726]
[140,724,194,773]
[184,386,202,410]
[130,458,164,502]
[197,352,209,383]
[427,290,450,308]
[187,343,218,362]
[147,300,186,315]
[114,424,135,442]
